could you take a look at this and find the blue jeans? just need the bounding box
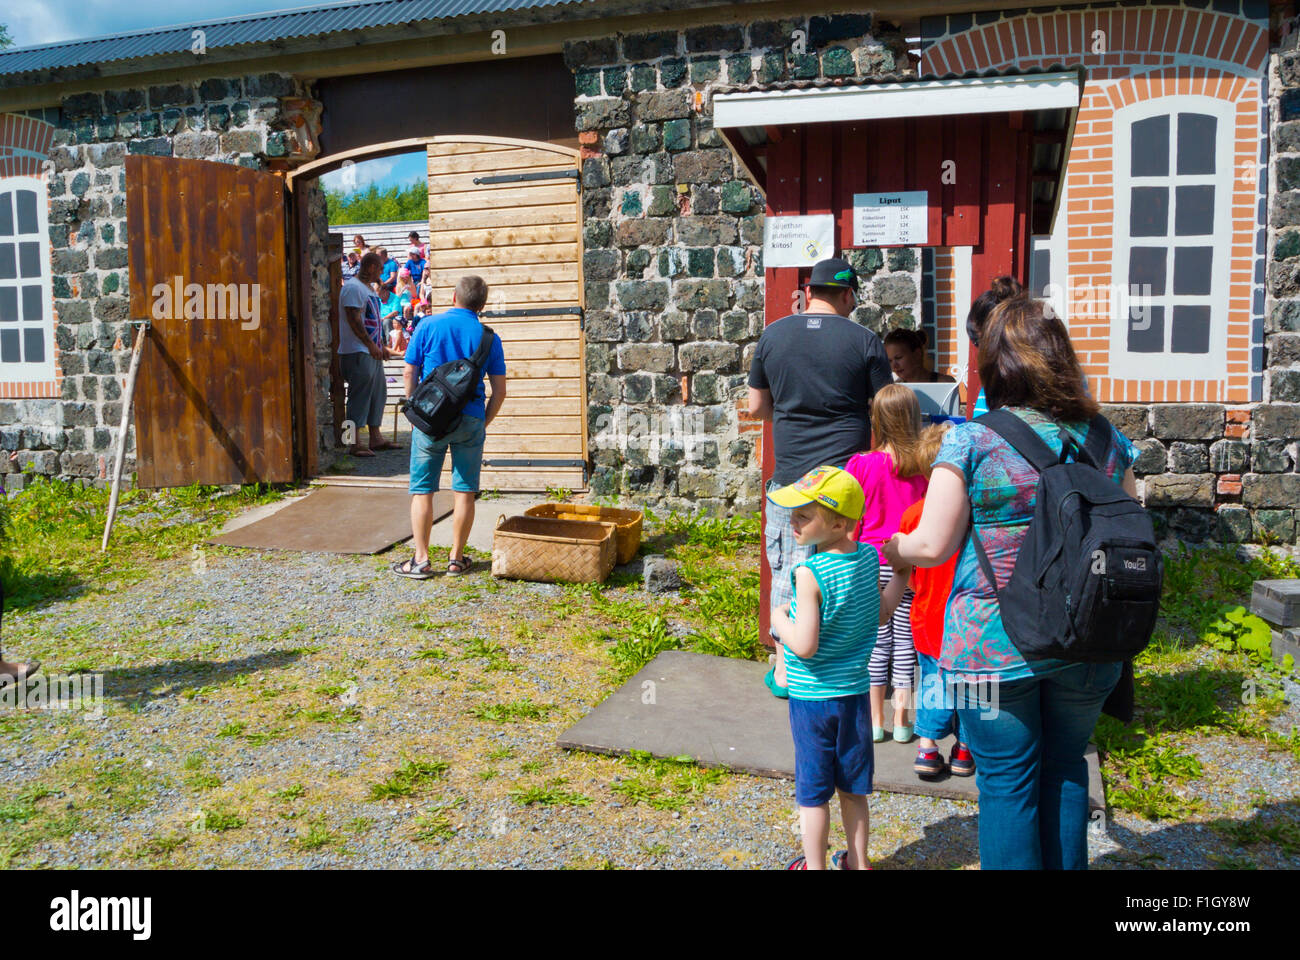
[955,660,1122,870]
[914,651,962,743]
[408,415,485,494]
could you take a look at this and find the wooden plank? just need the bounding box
[428,182,578,213]
[483,435,583,454]
[425,242,578,268]
[488,416,581,434]
[426,147,575,176]
[426,141,525,157]
[489,376,581,397]
[426,281,579,303]
[500,340,580,361]
[428,203,575,231]
[489,321,581,341]
[501,358,582,379]
[427,224,578,249]
[496,396,582,416]
[913,115,946,247]
[948,114,983,247]
[422,262,577,287]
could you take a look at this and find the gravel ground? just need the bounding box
[2,524,1298,869]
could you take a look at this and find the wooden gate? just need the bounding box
[126,155,294,487]
[425,138,586,492]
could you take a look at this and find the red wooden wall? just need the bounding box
[757,111,1036,647]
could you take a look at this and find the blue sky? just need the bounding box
[4,1,312,47]
[320,152,427,196]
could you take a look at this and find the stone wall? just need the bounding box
[0,73,319,493]
[303,179,338,472]
[564,14,918,516]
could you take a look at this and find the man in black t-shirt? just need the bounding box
[747,257,892,695]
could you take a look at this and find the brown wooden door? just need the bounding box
[425,138,587,492]
[126,155,294,487]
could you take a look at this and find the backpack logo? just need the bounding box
[806,317,821,329]
[1123,556,1147,572]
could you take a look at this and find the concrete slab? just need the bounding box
[444,494,543,555]
[559,650,1105,810]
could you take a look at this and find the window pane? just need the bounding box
[1177,114,1216,175]
[1171,305,1211,353]
[22,328,44,364]
[15,191,37,235]
[0,328,18,363]
[21,285,42,323]
[0,288,16,322]
[1031,248,1051,297]
[0,194,11,237]
[1130,187,1169,237]
[0,244,14,280]
[1128,247,1167,295]
[18,241,40,278]
[1174,185,1215,236]
[1173,247,1213,296]
[1131,115,1170,177]
[1128,304,1164,353]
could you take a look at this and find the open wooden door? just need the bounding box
[425,138,587,492]
[126,155,294,487]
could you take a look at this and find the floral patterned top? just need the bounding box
[934,407,1138,681]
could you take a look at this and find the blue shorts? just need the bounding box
[788,693,874,806]
[409,415,485,494]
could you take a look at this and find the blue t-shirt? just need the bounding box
[783,543,880,700]
[403,307,507,421]
[404,258,426,283]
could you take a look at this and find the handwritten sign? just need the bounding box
[852,191,927,246]
[762,215,836,268]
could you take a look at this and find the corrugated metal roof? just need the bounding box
[710,63,1086,96]
[0,0,593,79]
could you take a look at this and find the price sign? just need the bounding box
[852,191,928,246]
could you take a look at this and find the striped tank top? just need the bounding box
[784,543,880,700]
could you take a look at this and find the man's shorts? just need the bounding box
[409,415,486,494]
[765,479,815,636]
[788,693,874,807]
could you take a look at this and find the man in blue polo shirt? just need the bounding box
[393,275,507,579]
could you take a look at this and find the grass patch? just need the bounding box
[508,778,592,807]
[192,807,245,833]
[468,699,551,723]
[413,804,461,843]
[368,758,450,800]
[272,784,306,802]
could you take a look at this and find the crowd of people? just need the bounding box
[751,258,1136,871]
[341,231,439,358]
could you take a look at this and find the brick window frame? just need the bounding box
[1109,95,1235,383]
[0,176,57,386]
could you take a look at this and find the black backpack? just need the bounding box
[402,325,496,440]
[970,410,1163,663]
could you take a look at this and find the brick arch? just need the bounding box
[922,8,1267,79]
[0,113,56,178]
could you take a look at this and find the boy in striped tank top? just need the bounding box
[769,465,912,870]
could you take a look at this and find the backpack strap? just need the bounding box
[469,325,495,369]
[1077,413,1114,470]
[973,409,1061,474]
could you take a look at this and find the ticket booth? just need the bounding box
[713,67,1083,643]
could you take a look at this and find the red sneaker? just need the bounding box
[949,744,976,777]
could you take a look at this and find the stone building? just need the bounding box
[0,0,1298,541]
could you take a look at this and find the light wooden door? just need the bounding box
[425,138,586,493]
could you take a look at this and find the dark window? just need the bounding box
[0,288,15,322]
[21,285,41,322]
[1128,247,1167,295]
[1130,187,1169,237]
[0,195,11,237]
[1128,305,1165,353]
[1176,114,1216,175]
[22,328,44,364]
[1173,247,1214,296]
[1171,305,1211,353]
[18,241,40,278]
[0,329,17,363]
[1031,248,1051,297]
[1131,115,1170,176]
[15,191,37,235]
[0,244,14,280]
[1174,184,1215,236]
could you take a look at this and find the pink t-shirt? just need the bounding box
[845,450,928,562]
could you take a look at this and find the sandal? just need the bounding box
[391,555,434,580]
[446,556,474,576]
[831,850,872,870]
[763,667,789,700]
[785,855,807,870]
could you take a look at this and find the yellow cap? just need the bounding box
[767,465,865,523]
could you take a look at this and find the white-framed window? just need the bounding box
[0,177,55,383]
[1029,180,1070,323]
[1110,96,1233,381]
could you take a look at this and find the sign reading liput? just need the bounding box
[763,214,836,268]
[853,191,927,246]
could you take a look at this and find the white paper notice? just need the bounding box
[852,191,928,246]
[762,214,836,268]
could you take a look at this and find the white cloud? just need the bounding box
[5,0,280,47]
[321,156,400,195]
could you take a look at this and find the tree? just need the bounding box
[0,24,12,49]
[324,180,426,225]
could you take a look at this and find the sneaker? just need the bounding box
[949,744,976,777]
[831,849,872,870]
[913,748,945,778]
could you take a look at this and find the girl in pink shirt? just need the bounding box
[845,383,929,743]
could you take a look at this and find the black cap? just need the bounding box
[806,257,859,293]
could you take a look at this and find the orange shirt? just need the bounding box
[898,499,957,659]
